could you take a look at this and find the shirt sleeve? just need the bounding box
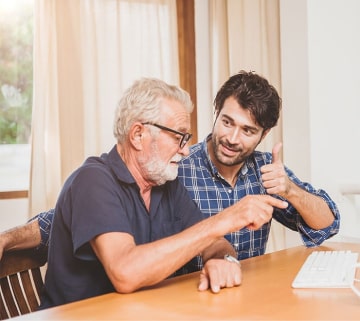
[28,208,55,253]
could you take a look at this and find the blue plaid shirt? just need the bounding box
[178,135,340,264]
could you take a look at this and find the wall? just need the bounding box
[280,0,360,244]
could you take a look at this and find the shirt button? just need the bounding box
[228,189,232,193]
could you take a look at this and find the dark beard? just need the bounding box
[212,137,251,167]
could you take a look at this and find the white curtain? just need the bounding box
[207,0,286,252]
[29,0,179,216]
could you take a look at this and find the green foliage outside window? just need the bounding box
[0,2,33,144]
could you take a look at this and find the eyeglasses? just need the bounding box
[142,122,192,149]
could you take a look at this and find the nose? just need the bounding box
[178,143,190,156]
[227,127,241,144]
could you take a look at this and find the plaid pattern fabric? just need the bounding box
[29,208,54,249]
[178,135,340,267]
[37,208,54,248]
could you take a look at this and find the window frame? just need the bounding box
[176,0,198,144]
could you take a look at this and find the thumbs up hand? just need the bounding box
[260,142,291,197]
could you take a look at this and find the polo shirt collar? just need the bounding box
[104,145,136,184]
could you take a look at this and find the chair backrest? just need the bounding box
[0,249,47,320]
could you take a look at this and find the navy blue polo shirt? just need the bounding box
[40,145,204,309]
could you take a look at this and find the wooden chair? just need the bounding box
[0,249,47,320]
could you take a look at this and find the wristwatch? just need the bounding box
[224,254,241,266]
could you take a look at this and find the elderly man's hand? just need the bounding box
[197,258,242,293]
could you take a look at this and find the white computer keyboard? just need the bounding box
[292,250,359,288]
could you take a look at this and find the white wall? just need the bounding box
[280,0,360,244]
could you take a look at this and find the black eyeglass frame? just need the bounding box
[142,122,192,149]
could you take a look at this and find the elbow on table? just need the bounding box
[109,267,142,294]
[113,283,138,294]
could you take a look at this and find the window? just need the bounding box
[0,0,196,198]
[0,0,33,195]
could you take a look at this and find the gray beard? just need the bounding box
[138,141,178,185]
[143,158,178,185]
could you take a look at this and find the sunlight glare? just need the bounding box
[0,0,32,15]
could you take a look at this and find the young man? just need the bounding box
[178,71,339,267]
[0,71,339,273]
[26,77,287,309]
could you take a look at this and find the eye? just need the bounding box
[222,118,231,127]
[243,127,256,137]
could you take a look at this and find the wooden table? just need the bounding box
[14,242,360,320]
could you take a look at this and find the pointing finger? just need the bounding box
[264,195,288,209]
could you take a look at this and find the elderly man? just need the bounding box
[14,77,286,309]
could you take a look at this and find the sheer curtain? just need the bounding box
[207,0,286,251]
[29,0,179,216]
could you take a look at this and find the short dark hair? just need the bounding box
[214,70,282,130]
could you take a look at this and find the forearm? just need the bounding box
[96,214,233,293]
[132,209,243,278]
[285,182,335,229]
[0,220,42,252]
[201,237,237,264]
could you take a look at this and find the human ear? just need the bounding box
[129,123,145,150]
